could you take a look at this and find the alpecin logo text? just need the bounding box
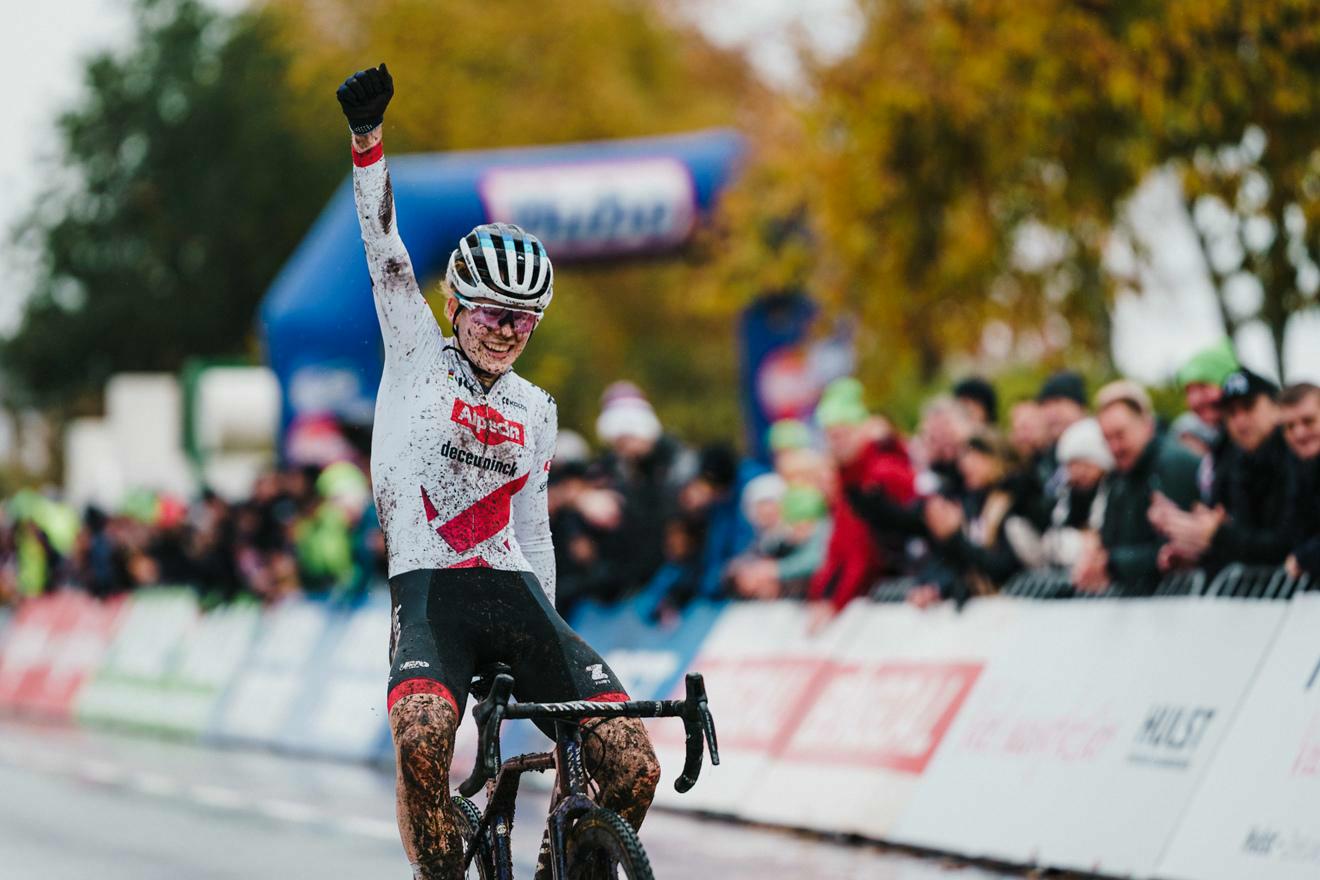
[451,400,525,446]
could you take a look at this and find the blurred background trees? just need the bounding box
[5,0,1320,437]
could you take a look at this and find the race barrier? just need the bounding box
[1,575,1319,879]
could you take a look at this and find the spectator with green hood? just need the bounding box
[1175,339,1239,499]
[808,378,916,621]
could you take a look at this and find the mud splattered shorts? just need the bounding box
[386,567,628,722]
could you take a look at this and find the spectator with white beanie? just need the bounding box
[1005,418,1113,569]
[594,382,697,592]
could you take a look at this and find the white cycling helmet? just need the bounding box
[445,223,554,312]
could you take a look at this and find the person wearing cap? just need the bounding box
[809,378,916,619]
[1153,368,1293,573]
[953,376,998,428]
[726,481,831,600]
[1073,380,1200,594]
[912,430,1030,607]
[1280,383,1320,579]
[1176,340,1238,428]
[1037,371,1089,446]
[594,381,698,591]
[1005,418,1113,569]
[1035,370,1090,509]
[1176,340,1239,500]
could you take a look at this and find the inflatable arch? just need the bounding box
[258,128,745,439]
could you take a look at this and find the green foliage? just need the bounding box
[267,0,759,443]
[4,0,756,447]
[4,0,343,405]
[701,0,1320,407]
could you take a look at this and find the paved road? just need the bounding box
[0,717,1018,879]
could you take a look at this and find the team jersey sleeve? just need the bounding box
[352,147,443,363]
[513,398,558,604]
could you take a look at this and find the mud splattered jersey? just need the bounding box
[352,149,558,601]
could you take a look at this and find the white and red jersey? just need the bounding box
[352,146,558,601]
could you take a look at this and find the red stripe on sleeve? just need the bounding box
[352,142,384,167]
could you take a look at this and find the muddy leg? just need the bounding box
[581,717,661,829]
[391,693,465,880]
[532,718,660,880]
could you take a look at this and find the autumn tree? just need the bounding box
[263,0,762,438]
[704,0,1320,395]
[4,0,343,406]
[5,0,760,440]
[1130,2,1320,377]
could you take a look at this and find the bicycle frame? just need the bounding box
[459,675,719,879]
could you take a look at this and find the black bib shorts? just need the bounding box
[385,567,628,722]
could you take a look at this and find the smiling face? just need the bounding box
[1282,391,1320,460]
[445,295,534,380]
[1223,394,1279,454]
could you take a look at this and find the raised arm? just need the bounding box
[337,64,440,362]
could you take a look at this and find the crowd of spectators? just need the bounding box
[2,341,1318,621]
[0,462,386,608]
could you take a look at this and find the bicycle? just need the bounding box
[450,666,720,879]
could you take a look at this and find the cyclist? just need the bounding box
[336,64,660,879]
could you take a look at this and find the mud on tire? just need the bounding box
[452,794,495,880]
[564,807,654,880]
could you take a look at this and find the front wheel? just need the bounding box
[564,807,654,880]
[452,795,496,880]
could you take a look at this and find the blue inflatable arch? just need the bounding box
[259,129,745,435]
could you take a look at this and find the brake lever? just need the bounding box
[674,672,717,793]
[457,673,514,798]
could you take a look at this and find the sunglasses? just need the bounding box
[462,304,542,335]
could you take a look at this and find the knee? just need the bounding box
[391,694,458,793]
[590,718,661,803]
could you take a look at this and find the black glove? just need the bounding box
[337,63,394,134]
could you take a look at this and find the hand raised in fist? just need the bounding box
[337,63,394,134]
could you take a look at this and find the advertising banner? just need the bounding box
[890,598,1287,876]
[75,588,202,733]
[1157,593,1320,880]
[0,593,127,717]
[208,598,333,747]
[0,594,66,708]
[283,597,391,762]
[152,600,261,736]
[15,593,125,718]
[647,600,854,814]
[739,598,1020,837]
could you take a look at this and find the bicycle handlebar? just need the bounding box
[457,672,514,798]
[675,672,720,793]
[456,671,720,798]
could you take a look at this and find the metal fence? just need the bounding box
[870,564,1313,604]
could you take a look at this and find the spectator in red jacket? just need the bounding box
[808,378,916,625]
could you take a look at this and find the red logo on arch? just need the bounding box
[451,400,525,446]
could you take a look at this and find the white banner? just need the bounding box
[647,601,855,814]
[738,598,1019,837]
[1158,593,1320,880]
[480,157,696,258]
[210,599,331,745]
[890,598,1287,876]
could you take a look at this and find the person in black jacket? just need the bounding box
[1152,368,1292,572]
[1281,383,1320,579]
[917,431,1029,603]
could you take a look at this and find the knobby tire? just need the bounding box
[564,807,654,880]
[453,794,496,880]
